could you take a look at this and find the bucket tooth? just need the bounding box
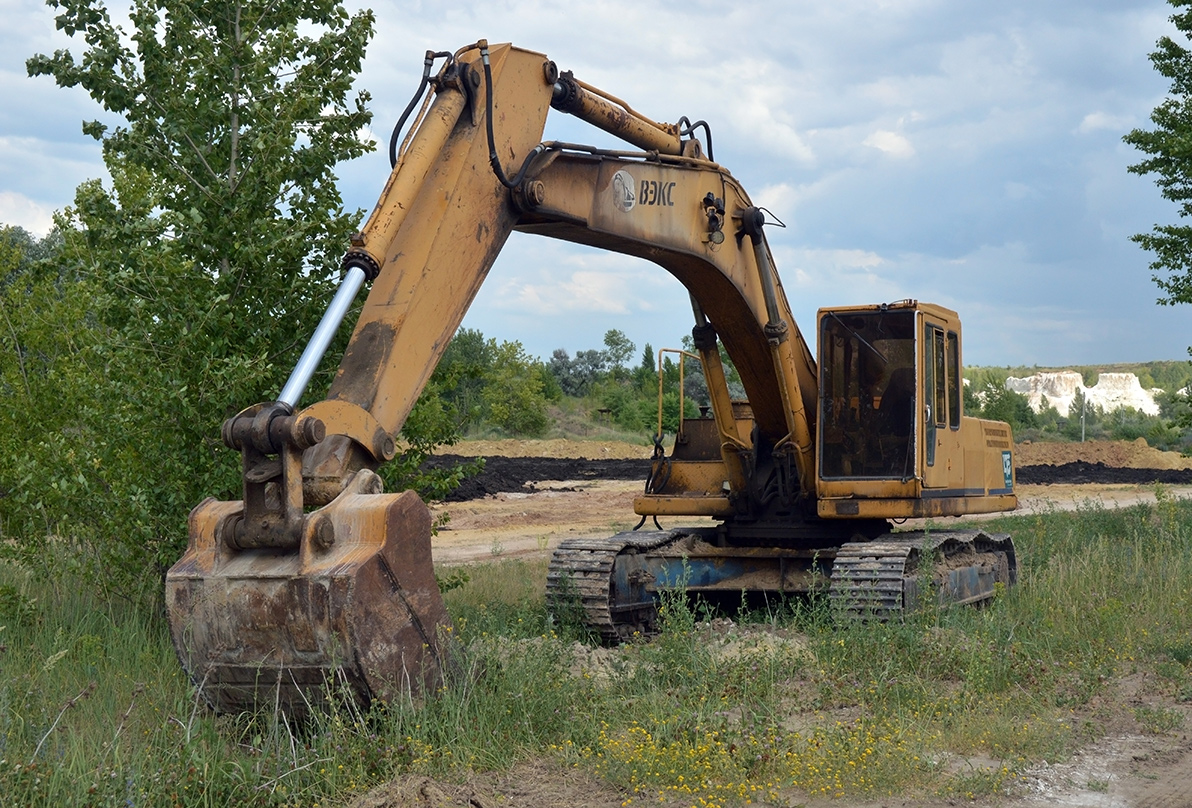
[165,472,451,715]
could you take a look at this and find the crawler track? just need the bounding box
[829,529,1016,618]
[546,530,676,642]
[548,528,1017,640]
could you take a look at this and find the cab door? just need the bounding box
[922,316,964,490]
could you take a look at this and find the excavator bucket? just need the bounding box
[165,472,451,715]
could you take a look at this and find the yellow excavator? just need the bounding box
[165,41,1018,714]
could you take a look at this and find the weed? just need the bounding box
[0,583,38,626]
[1161,639,1192,666]
[434,568,471,594]
[941,766,1014,799]
[1134,705,1186,734]
[542,570,597,643]
[1,496,1190,805]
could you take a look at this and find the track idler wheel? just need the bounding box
[165,470,452,716]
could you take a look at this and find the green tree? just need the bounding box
[386,379,483,503]
[4,0,377,591]
[481,340,550,436]
[0,226,62,278]
[660,391,698,434]
[28,0,373,283]
[432,328,493,433]
[1160,388,1192,425]
[679,334,744,406]
[973,380,1037,434]
[1125,1,1192,340]
[1059,389,1100,442]
[0,224,100,575]
[536,362,563,403]
[423,328,554,436]
[633,342,656,389]
[548,347,607,396]
[602,328,635,377]
[598,382,646,432]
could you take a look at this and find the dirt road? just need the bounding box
[430,479,1192,566]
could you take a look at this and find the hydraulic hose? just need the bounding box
[480,43,544,188]
[389,50,453,168]
[677,116,714,162]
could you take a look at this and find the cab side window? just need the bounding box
[947,331,960,428]
[931,326,946,428]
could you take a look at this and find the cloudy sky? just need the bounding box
[3,0,1189,367]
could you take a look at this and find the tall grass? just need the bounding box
[1,493,1190,806]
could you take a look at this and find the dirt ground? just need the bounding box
[427,438,1192,501]
[443,437,657,460]
[406,439,1192,808]
[446,436,1192,468]
[1014,437,1192,470]
[428,438,1192,565]
[430,477,1192,566]
[351,724,1192,808]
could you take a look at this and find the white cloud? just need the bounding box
[754,182,797,212]
[1003,181,1036,200]
[1077,111,1134,133]
[753,181,832,216]
[483,238,681,319]
[7,0,1189,364]
[862,130,916,158]
[736,104,816,164]
[0,191,54,235]
[821,249,886,269]
[777,246,899,297]
[356,125,379,147]
[502,269,639,315]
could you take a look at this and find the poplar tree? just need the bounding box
[1125,1,1192,327]
[5,0,376,590]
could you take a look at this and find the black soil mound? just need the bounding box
[421,456,1192,502]
[422,455,650,501]
[1015,461,1192,486]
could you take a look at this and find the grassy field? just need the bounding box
[2,492,1191,806]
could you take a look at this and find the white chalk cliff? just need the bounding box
[1004,371,1161,417]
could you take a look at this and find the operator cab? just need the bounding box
[815,300,1016,519]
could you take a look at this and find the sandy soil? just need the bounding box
[356,735,1192,808]
[444,437,656,460]
[353,652,1192,808]
[411,440,1192,807]
[432,479,656,565]
[1014,437,1192,470]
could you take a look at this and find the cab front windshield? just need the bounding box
[819,310,916,480]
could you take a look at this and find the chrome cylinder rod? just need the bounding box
[277,265,367,408]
